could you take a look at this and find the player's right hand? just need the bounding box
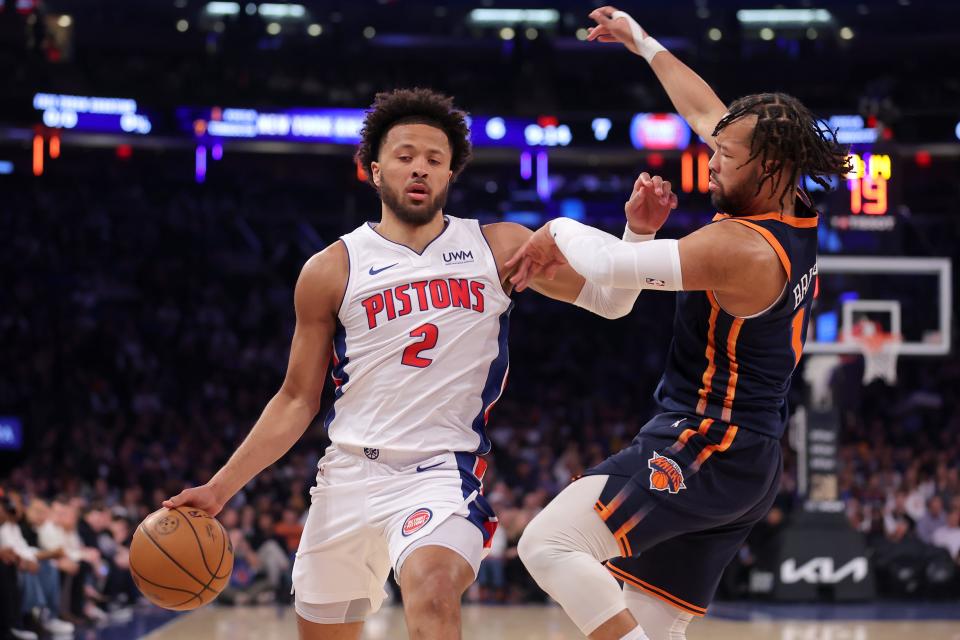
[587,6,645,55]
[162,483,225,517]
[625,172,678,235]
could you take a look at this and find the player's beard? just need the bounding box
[710,170,762,216]
[380,180,449,227]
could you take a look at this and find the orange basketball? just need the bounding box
[129,507,234,610]
[650,471,668,490]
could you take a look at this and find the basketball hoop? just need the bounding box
[855,330,901,385]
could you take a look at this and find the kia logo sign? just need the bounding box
[780,557,869,584]
[630,113,691,150]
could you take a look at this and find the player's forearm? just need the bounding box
[208,390,317,503]
[550,218,683,291]
[572,225,655,319]
[647,52,727,141]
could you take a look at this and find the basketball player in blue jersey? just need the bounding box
[163,87,679,640]
[509,7,853,640]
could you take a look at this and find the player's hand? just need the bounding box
[0,547,18,565]
[20,558,40,574]
[587,6,644,55]
[504,223,568,292]
[625,173,678,235]
[162,483,225,517]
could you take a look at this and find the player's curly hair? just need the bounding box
[713,93,852,209]
[355,88,472,189]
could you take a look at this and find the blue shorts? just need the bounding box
[583,411,781,617]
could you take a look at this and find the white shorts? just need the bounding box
[291,445,498,613]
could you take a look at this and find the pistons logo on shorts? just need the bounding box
[648,452,686,494]
[402,508,433,537]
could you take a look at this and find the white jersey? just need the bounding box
[325,215,512,455]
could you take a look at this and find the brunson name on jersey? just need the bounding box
[360,279,487,329]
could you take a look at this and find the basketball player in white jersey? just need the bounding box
[163,87,678,639]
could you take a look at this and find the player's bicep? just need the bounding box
[279,244,347,410]
[677,222,780,294]
[677,224,743,292]
[483,221,586,302]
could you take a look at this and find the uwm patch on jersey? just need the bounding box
[326,216,513,456]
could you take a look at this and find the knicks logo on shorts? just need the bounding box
[648,452,686,494]
[402,508,433,537]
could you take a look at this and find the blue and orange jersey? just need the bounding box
[654,193,819,439]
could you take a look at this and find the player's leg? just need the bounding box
[293,449,392,640]
[518,475,648,640]
[296,602,366,640]
[396,515,484,640]
[621,586,693,640]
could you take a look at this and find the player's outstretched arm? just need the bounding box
[587,6,728,150]
[163,242,347,516]
[490,174,677,318]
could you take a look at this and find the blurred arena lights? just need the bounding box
[0,161,13,175]
[736,9,833,26]
[31,134,42,176]
[519,151,532,180]
[468,8,559,26]
[591,118,612,141]
[257,3,306,19]
[196,145,207,183]
[536,151,550,200]
[204,1,240,16]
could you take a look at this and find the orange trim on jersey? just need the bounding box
[726,218,792,280]
[606,564,707,617]
[720,318,744,423]
[713,211,819,228]
[791,308,806,366]
[667,418,713,456]
[696,295,722,415]
[596,485,633,522]
[691,424,739,472]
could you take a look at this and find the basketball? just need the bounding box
[129,507,234,611]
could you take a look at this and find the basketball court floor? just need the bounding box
[135,604,960,640]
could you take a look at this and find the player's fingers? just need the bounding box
[652,174,664,196]
[669,192,679,209]
[589,8,614,25]
[161,492,185,508]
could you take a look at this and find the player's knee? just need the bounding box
[403,577,461,619]
[517,514,551,573]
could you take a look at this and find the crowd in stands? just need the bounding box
[1,162,958,638]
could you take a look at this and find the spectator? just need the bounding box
[931,509,960,562]
[916,495,948,544]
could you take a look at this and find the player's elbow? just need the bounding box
[277,383,322,418]
[594,303,634,320]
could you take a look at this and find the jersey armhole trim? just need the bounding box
[335,239,353,322]
[478,221,512,298]
[724,218,792,280]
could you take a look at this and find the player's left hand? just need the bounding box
[505,223,567,292]
[626,172,678,235]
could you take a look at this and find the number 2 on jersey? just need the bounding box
[401,323,439,368]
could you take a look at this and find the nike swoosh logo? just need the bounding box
[369,263,399,276]
[416,461,445,473]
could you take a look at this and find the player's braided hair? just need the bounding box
[355,88,472,190]
[713,93,852,209]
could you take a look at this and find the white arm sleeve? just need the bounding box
[572,224,653,319]
[551,217,683,291]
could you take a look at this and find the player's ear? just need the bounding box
[370,161,381,188]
